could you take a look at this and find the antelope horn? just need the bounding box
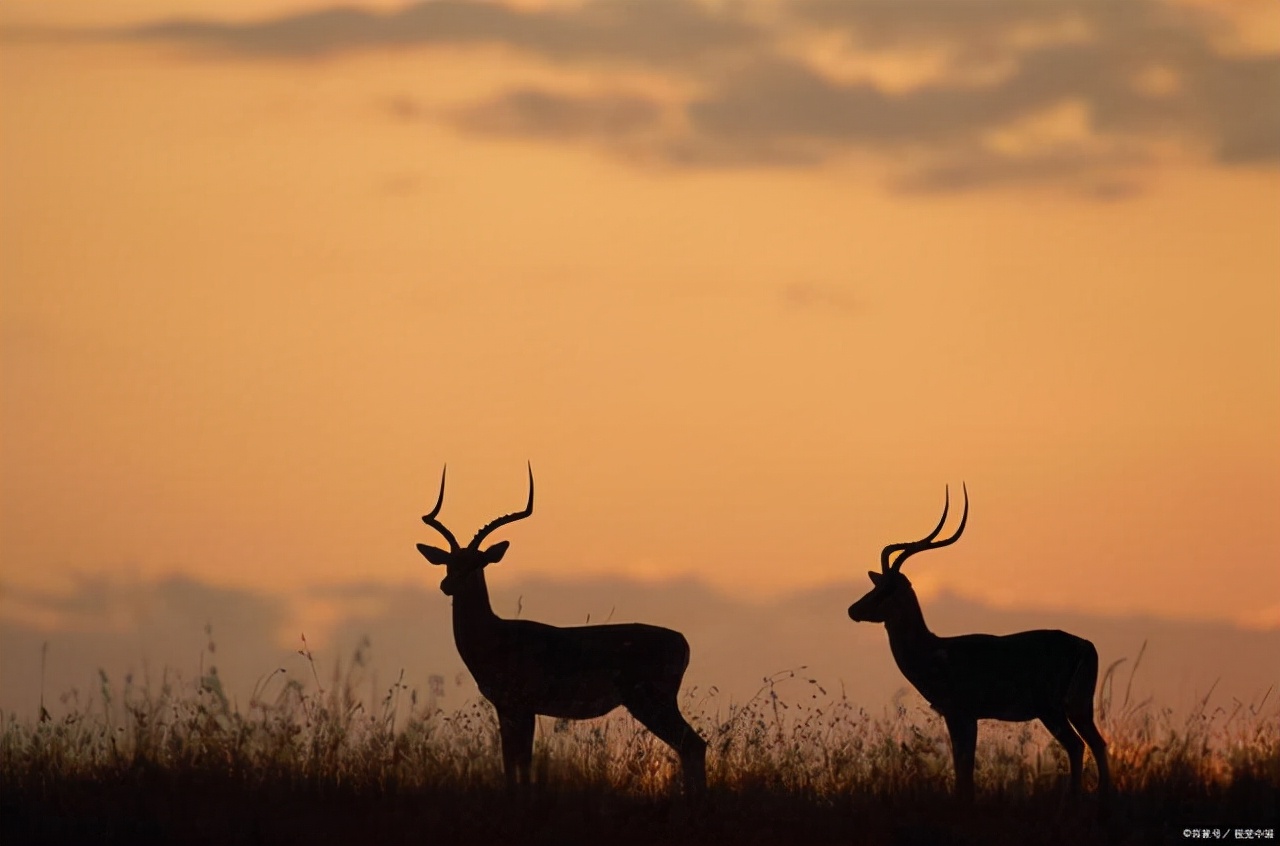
[421,466,461,552]
[469,462,535,549]
[883,483,969,573]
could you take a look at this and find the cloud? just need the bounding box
[1194,54,1280,163]
[127,0,762,66]
[117,0,1280,193]
[894,146,1148,200]
[790,0,1226,52]
[453,89,665,142]
[675,21,1279,174]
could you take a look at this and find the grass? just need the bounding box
[2,637,1277,846]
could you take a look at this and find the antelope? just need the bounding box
[415,464,707,795]
[847,485,1111,802]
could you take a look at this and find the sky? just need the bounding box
[2,0,1279,675]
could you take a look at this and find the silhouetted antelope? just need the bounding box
[847,485,1111,802]
[416,465,707,795]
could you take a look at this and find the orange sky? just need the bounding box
[2,0,1278,635]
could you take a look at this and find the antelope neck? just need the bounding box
[882,586,938,660]
[451,570,499,632]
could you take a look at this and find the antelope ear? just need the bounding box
[868,571,883,585]
[483,540,510,564]
[417,544,452,565]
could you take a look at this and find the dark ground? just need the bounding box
[3,770,1276,846]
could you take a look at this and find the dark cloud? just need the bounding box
[657,135,825,168]
[1194,55,1280,163]
[677,29,1279,175]
[686,56,1035,146]
[893,145,1150,199]
[118,0,1280,193]
[454,89,664,142]
[443,87,827,167]
[128,0,762,66]
[792,0,1226,53]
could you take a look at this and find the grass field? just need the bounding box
[2,640,1276,846]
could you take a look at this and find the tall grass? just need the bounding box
[2,637,1277,845]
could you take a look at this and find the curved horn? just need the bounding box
[880,485,951,572]
[421,466,461,552]
[469,462,535,549]
[890,483,967,570]
[887,483,968,573]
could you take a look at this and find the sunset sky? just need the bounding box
[2,0,1278,659]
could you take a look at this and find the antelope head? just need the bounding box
[416,464,534,596]
[847,484,968,623]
